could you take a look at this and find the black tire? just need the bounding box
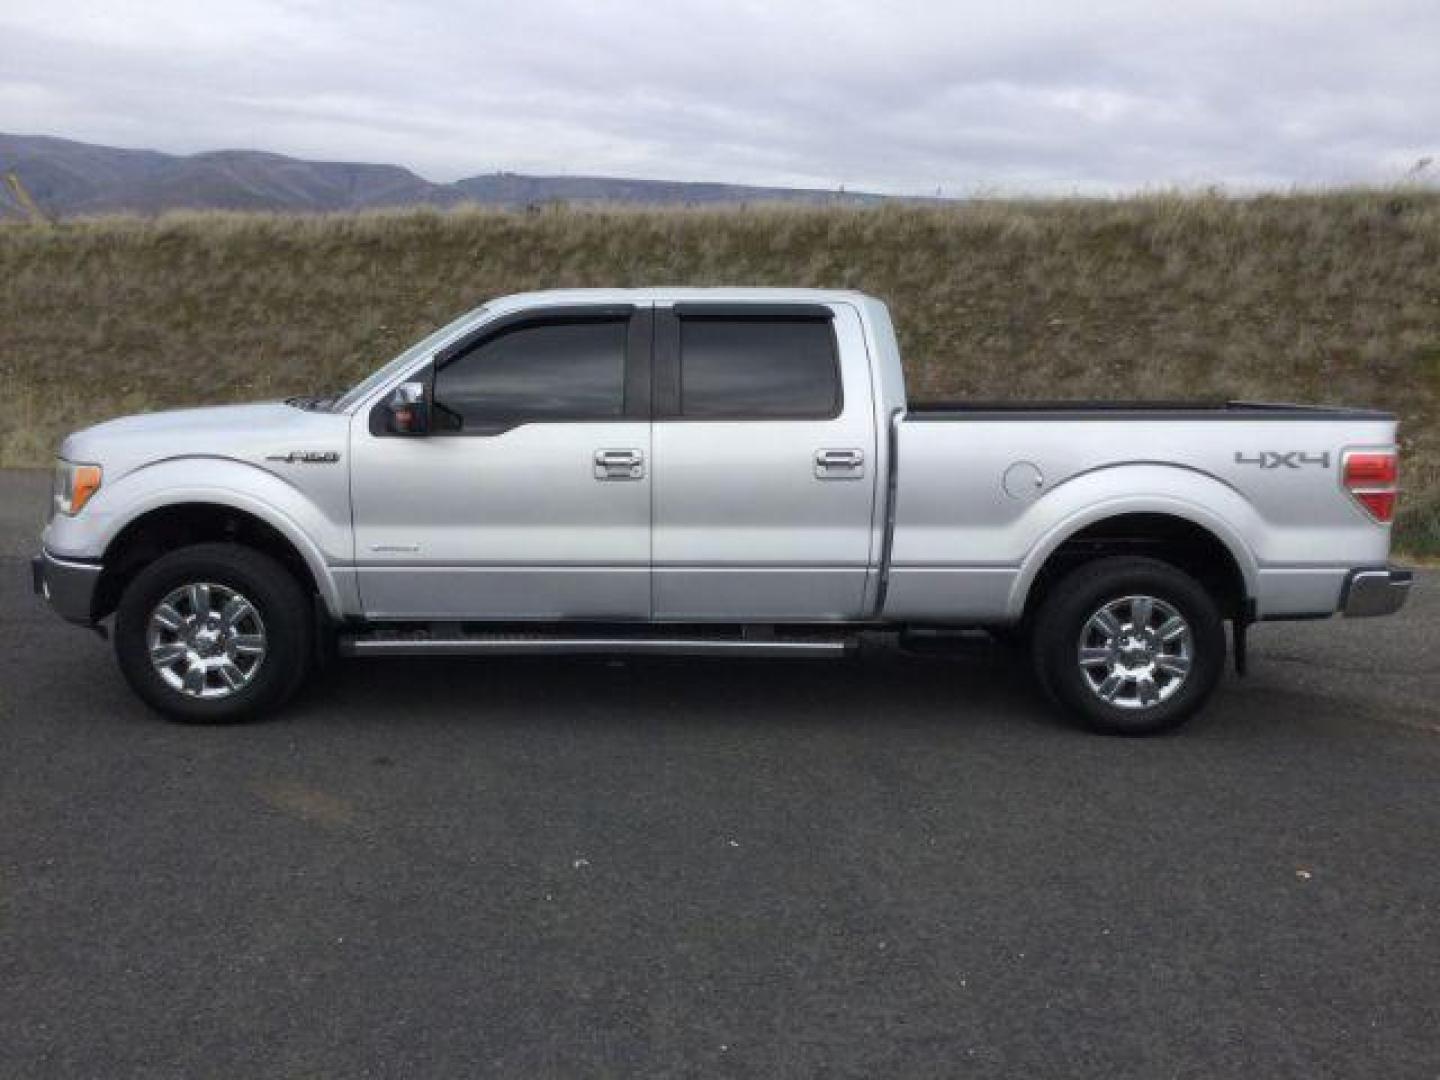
[1031,556,1226,735]
[114,542,313,723]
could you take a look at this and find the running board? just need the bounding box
[339,630,855,659]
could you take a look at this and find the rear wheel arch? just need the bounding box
[1018,511,1253,626]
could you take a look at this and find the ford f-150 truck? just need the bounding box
[34,289,1412,734]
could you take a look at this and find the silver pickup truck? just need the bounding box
[34,289,1411,734]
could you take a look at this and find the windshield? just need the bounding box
[331,307,489,412]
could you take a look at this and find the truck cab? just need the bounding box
[345,291,886,623]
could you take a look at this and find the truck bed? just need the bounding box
[883,401,1399,624]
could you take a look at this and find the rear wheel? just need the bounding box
[1032,556,1226,735]
[114,543,313,723]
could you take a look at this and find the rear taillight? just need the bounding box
[1342,449,1399,523]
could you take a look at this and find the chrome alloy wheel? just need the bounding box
[146,583,267,699]
[1077,594,1193,710]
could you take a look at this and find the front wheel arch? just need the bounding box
[95,503,322,622]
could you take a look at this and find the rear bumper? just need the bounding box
[1341,566,1413,618]
[31,549,102,625]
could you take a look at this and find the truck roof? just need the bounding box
[486,287,879,312]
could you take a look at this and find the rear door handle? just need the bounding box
[815,448,864,479]
[595,448,645,481]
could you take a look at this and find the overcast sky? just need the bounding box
[1,0,1436,194]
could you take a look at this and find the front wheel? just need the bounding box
[113,543,313,723]
[1032,556,1226,735]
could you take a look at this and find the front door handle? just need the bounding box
[815,448,865,479]
[595,448,644,481]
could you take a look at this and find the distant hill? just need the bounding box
[0,133,889,217]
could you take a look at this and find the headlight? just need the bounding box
[53,459,103,517]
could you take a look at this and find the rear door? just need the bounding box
[650,302,878,620]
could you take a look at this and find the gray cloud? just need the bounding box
[1,0,1436,194]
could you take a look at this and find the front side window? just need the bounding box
[435,318,627,427]
[678,316,840,419]
[335,307,487,413]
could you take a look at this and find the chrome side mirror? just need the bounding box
[386,381,430,435]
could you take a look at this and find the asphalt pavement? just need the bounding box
[2,469,1437,1078]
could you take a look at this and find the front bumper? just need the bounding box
[31,549,102,625]
[1341,566,1414,618]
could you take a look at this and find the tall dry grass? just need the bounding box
[1,193,1437,553]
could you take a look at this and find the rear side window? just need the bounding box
[435,318,627,425]
[678,316,840,419]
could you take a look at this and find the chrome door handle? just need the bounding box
[815,448,864,479]
[594,448,644,480]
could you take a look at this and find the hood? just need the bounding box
[59,401,350,480]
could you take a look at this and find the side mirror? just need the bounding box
[386,381,430,435]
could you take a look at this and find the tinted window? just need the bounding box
[679,317,840,418]
[435,319,627,425]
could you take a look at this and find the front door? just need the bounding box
[350,305,653,620]
[650,302,878,620]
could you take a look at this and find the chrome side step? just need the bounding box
[339,631,855,659]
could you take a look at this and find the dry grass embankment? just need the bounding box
[1,193,1437,553]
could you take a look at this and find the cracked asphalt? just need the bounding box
[2,469,1437,1077]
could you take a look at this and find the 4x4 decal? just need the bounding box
[1234,451,1331,469]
